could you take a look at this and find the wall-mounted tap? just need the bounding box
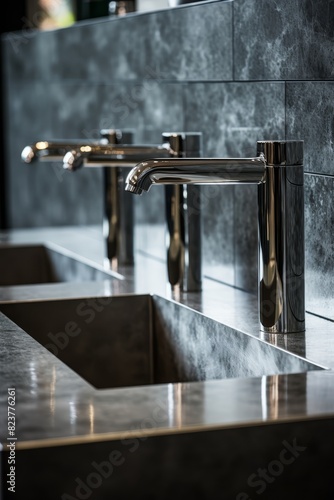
[64,132,203,292]
[21,129,135,268]
[21,129,128,163]
[125,140,305,334]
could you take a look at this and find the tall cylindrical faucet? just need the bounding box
[63,132,203,292]
[125,140,305,334]
[21,129,135,268]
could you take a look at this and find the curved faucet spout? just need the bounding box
[21,129,134,165]
[125,140,305,335]
[21,129,137,270]
[21,140,103,164]
[125,156,266,194]
[63,144,172,171]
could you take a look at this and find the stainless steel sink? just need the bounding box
[0,295,322,389]
[0,244,117,286]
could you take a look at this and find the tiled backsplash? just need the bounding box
[2,0,333,320]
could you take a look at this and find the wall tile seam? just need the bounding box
[284,80,287,142]
[305,310,334,325]
[7,78,334,85]
[284,80,334,83]
[231,0,235,82]
[304,172,334,180]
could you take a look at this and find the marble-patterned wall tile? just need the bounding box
[4,83,53,227]
[4,79,186,228]
[304,174,334,321]
[1,29,56,83]
[152,1,233,81]
[183,82,285,289]
[183,82,285,155]
[48,24,94,82]
[234,184,258,293]
[50,83,123,139]
[230,83,285,292]
[50,81,185,230]
[109,80,184,231]
[234,0,334,81]
[51,81,184,147]
[48,14,154,83]
[90,81,166,239]
[200,185,235,285]
[286,82,334,176]
[141,82,185,143]
[184,82,228,156]
[5,82,106,228]
[45,83,104,227]
[184,82,235,285]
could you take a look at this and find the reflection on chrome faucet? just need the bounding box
[63,132,203,292]
[125,141,305,334]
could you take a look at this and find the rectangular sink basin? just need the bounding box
[0,244,116,286]
[0,295,322,389]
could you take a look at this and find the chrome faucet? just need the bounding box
[21,129,126,163]
[21,129,135,268]
[125,140,305,334]
[64,132,203,292]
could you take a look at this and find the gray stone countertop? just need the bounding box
[0,225,334,450]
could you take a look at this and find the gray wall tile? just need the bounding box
[2,30,56,83]
[200,185,235,285]
[229,83,285,292]
[184,82,285,289]
[4,83,52,227]
[183,82,236,284]
[153,1,233,81]
[234,0,334,81]
[234,184,258,293]
[135,82,185,227]
[5,82,105,227]
[49,15,152,82]
[305,174,334,321]
[286,82,334,176]
[183,82,285,155]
